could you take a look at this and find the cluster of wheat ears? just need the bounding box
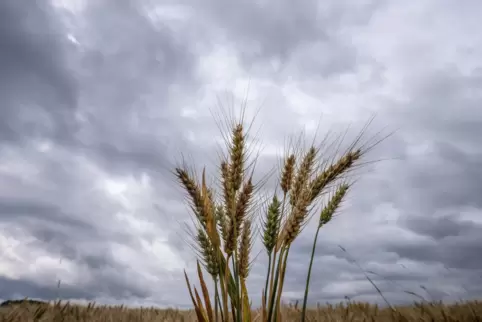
[174,110,384,322]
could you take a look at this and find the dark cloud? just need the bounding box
[388,215,482,270]
[261,43,482,304]
[0,0,482,309]
[0,195,153,300]
[397,70,482,212]
[67,0,201,175]
[0,197,95,231]
[0,276,93,302]
[0,0,79,145]
[400,215,475,241]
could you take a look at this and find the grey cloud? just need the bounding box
[0,0,79,145]
[399,215,475,241]
[6,229,154,301]
[0,276,93,302]
[271,62,482,303]
[362,70,482,260]
[65,0,202,177]
[387,222,482,271]
[0,147,173,304]
[0,272,149,303]
[0,196,153,300]
[1,0,482,309]
[336,66,482,225]
[0,197,95,232]
[192,0,326,59]
[0,2,204,295]
[281,240,480,305]
[183,0,380,78]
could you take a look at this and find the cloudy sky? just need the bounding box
[1,0,482,309]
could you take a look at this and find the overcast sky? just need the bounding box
[1,0,482,309]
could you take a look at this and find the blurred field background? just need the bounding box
[0,299,481,321]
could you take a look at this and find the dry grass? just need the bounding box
[1,299,481,321]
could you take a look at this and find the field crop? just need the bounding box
[0,299,481,321]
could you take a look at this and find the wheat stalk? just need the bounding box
[300,183,350,321]
[175,106,385,322]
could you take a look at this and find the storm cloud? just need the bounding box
[0,0,481,308]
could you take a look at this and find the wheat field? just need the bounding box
[0,299,481,321]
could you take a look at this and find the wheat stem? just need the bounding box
[301,184,350,321]
[300,228,319,322]
[267,193,287,317]
[214,278,219,322]
[274,246,290,322]
[267,246,286,322]
[263,252,272,311]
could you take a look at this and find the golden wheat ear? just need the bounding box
[288,146,317,210]
[280,154,296,196]
[175,167,208,228]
